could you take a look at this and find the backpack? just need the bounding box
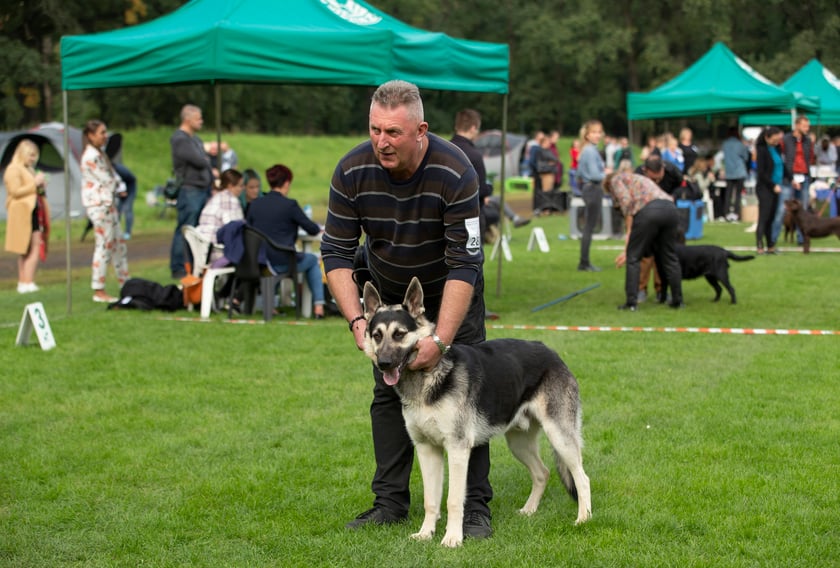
[108,278,185,311]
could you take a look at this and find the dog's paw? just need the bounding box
[440,531,464,548]
[410,529,435,541]
[518,504,538,516]
[575,509,592,525]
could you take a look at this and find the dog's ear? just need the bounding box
[403,277,425,318]
[362,281,381,320]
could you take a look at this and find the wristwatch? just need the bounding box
[432,334,450,355]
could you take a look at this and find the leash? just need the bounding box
[531,283,600,312]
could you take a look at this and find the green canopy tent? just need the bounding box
[627,42,819,123]
[740,59,840,127]
[59,0,510,312]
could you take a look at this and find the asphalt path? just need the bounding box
[0,229,172,284]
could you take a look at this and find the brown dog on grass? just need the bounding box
[782,209,796,243]
[784,199,840,253]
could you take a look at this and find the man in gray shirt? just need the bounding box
[169,104,213,278]
[721,127,750,222]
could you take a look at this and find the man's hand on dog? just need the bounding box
[409,336,443,371]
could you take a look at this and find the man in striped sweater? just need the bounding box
[321,80,492,539]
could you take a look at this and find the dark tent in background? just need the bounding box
[0,123,84,221]
[58,0,511,312]
[741,59,840,127]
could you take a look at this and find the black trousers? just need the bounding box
[625,200,683,305]
[724,179,744,217]
[756,186,779,250]
[578,182,602,267]
[367,275,491,517]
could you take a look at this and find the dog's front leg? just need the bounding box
[440,446,471,548]
[411,442,443,541]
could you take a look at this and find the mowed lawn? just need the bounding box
[2,155,839,565]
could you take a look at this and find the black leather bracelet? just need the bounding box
[348,315,365,332]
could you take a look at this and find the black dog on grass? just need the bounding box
[670,244,754,304]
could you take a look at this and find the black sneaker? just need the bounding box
[577,264,602,272]
[345,507,406,530]
[463,510,492,539]
[617,303,637,311]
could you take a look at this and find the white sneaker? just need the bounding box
[17,282,38,294]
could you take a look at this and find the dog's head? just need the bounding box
[362,277,433,386]
[784,198,802,213]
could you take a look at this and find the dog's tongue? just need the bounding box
[383,367,400,386]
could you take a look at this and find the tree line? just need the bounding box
[2,0,839,141]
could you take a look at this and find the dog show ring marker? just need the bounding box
[527,227,550,252]
[16,302,56,350]
[489,234,513,262]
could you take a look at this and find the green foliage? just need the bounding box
[4,1,840,137]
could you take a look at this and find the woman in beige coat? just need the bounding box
[3,139,49,293]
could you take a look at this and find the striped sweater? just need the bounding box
[321,133,482,306]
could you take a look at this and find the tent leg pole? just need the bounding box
[215,83,222,162]
[63,90,72,315]
[495,93,508,297]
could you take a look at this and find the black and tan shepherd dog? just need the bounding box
[361,277,591,548]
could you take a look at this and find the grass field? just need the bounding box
[2,133,839,566]
[2,220,839,566]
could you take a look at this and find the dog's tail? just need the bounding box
[726,251,755,262]
[551,418,583,502]
[554,457,579,502]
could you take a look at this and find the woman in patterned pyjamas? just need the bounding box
[81,119,130,303]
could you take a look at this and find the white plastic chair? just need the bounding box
[181,225,235,318]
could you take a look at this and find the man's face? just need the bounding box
[187,110,203,132]
[797,119,810,136]
[369,103,427,179]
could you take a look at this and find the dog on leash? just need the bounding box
[362,277,591,547]
[673,244,754,304]
[785,198,840,253]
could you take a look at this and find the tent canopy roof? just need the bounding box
[627,42,819,120]
[740,59,840,126]
[60,0,509,94]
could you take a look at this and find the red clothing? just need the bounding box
[792,138,808,174]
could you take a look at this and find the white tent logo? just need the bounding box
[321,0,382,25]
[823,67,840,91]
[734,55,775,86]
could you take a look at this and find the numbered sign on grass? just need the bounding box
[16,302,56,351]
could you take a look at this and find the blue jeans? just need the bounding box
[169,186,209,276]
[271,252,325,307]
[771,184,792,244]
[114,163,137,236]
